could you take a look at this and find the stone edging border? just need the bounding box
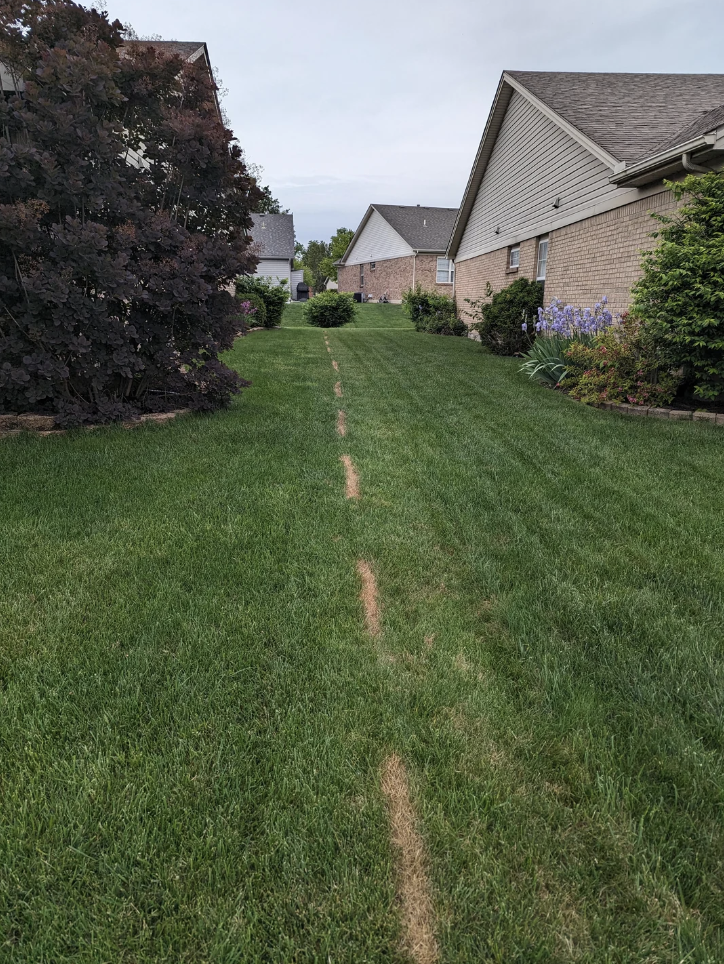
[594,401,724,424]
[0,409,190,440]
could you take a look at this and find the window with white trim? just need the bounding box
[370,262,376,270]
[536,236,549,281]
[360,263,364,288]
[436,257,454,284]
[509,245,520,269]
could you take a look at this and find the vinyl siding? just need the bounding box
[255,259,292,288]
[456,90,640,262]
[344,209,413,265]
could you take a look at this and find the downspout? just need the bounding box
[682,152,712,174]
[412,251,417,290]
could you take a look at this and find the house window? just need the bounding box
[360,264,364,288]
[536,236,549,281]
[370,262,376,271]
[509,245,520,269]
[436,257,454,284]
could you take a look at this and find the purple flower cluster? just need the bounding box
[522,297,615,338]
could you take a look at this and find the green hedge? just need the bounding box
[402,286,465,336]
[304,291,357,328]
[467,278,543,355]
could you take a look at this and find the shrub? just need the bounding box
[466,279,543,354]
[239,292,267,328]
[562,316,681,406]
[235,276,287,327]
[304,291,356,328]
[633,173,724,401]
[0,2,261,423]
[402,286,465,336]
[519,298,615,384]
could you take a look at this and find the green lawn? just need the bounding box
[281,300,413,329]
[2,305,724,962]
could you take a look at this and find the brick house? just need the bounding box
[337,205,458,303]
[448,72,724,318]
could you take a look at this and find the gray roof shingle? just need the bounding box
[248,214,295,260]
[373,205,458,251]
[508,71,724,162]
[647,103,724,155]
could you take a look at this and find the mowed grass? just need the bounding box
[1,305,724,962]
[281,300,413,329]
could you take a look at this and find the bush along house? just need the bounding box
[337,204,458,303]
[448,71,724,318]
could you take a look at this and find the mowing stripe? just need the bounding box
[356,559,380,636]
[334,382,343,398]
[341,455,360,500]
[332,360,339,372]
[337,410,347,437]
[381,754,439,964]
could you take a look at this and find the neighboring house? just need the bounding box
[337,205,458,303]
[247,213,304,300]
[449,71,724,316]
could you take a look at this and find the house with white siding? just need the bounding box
[337,205,458,303]
[449,71,724,317]
[247,213,303,300]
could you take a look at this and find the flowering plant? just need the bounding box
[528,297,615,339]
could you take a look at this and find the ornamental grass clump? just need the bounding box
[304,291,356,328]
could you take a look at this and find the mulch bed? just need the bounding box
[0,409,190,440]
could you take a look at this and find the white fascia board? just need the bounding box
[611,132,721,185]
[503,73,620,171]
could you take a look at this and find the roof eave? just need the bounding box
[611,132,723,186]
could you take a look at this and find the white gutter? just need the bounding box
[611,131,723,185]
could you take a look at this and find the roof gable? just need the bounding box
[341,204,457,265]
[507,71,724,164]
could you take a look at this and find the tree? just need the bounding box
[302,240,332,293]
[246,162,288,215]
[320,227,353,282]
[0,0,261,423]
[633,174,724,400]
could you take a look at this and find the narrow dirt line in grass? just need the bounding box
[341,455,360,499]
[356,559,380,636]
[332,360,339,372]
[381,753,439,964]
[337,410,346,437]
[334,382,343,398]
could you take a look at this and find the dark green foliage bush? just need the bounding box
[467,279,543,355]
[235,276,287,328]
[402,286,465,336]
[562,316,681,406]
[239,292,267,328]
[633,173,724,400]
[303,291,356,328]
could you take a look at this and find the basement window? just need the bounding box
[436,258,454,284]
[536,236,549,281]
[508,245,520,269]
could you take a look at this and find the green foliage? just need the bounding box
[633,173,724,400]
[235,276,287,327]
[402,286,465,336]
[320,228,354,282]
[562,316,681,406]
[240,292,267,328]
[519,335,576,386]
[467,278,543,355]
[303,291,356,328]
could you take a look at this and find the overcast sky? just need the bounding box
[111,0,724,244]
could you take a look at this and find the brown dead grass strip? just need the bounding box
[334,381,343,398]
[337,410,347,437]
[332,360,339,371]
[381,754,439,964]
[356,559,380,636]
[341,454,360,500]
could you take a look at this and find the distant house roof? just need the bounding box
[340,204,458,264]
[506,71,724,164]
[248,214,295,260]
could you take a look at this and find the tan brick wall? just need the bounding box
[338,254,454,303]
[454,189,679,321]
